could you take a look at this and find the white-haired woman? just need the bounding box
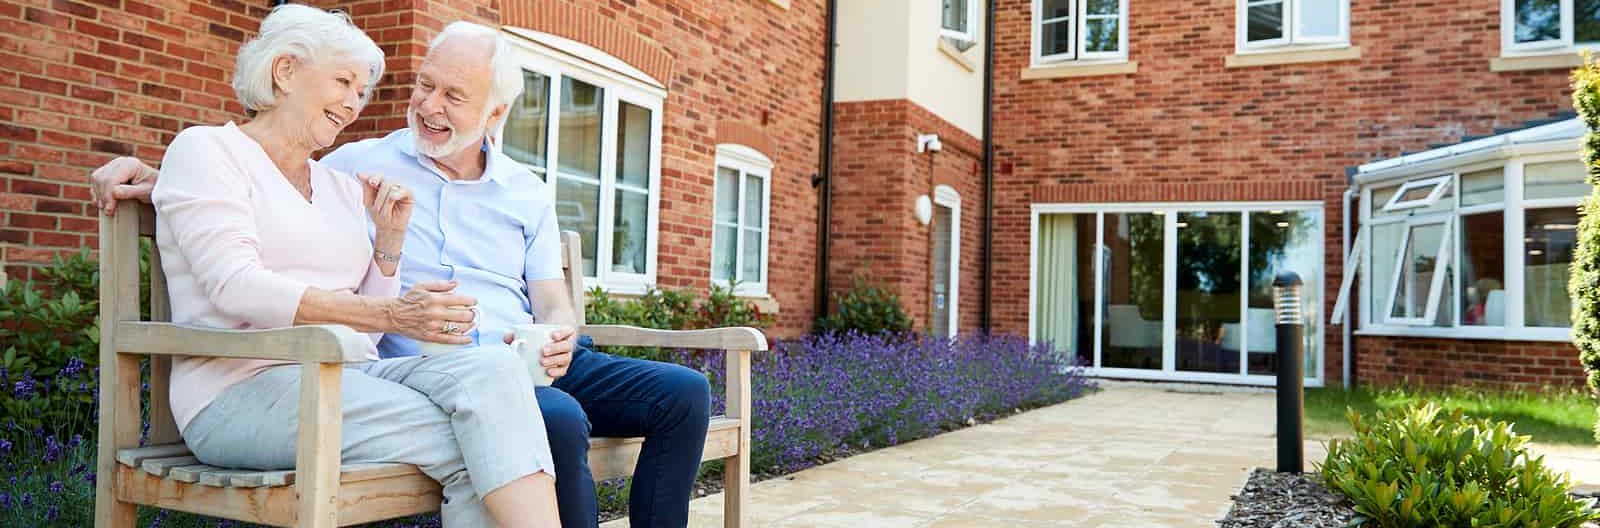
[153,5,561,527]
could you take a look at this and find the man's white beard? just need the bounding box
[409,108,491,158]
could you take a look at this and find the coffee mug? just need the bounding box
[511,323,562,387]
[416,305,481,356]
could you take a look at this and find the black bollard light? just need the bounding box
[1272,272,1304,474]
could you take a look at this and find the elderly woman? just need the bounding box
[152,5,561,527]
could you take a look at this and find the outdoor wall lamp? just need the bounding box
[914,195,933,225]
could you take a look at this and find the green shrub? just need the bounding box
[584,282,774,362]
[1320,402,1600,527]
[814,275,912,336]
[0,249,106,437]
[1571,52,1600,440]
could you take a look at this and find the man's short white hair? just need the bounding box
[232,4,384,116]
[430,21,524,123]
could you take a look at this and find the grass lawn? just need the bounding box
[1304,384,1598,445]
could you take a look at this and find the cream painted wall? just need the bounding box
[834,1,911,104]
[904,0,985,138]
[834,0,986,139]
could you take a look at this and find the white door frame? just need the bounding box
[934,185,962,336]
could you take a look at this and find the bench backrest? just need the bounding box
[107,202,589,447]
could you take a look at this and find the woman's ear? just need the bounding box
[271,55,297,96]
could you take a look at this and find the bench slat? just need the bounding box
[141,456,199,477]
[116,444,192,468]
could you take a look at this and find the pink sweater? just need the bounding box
[152,122,400,432]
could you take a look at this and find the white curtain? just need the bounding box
[1037,214,1080,358]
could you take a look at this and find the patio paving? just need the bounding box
[602,382,1326,528]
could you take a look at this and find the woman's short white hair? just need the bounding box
[232,4,385,116]
[430,21,524,119]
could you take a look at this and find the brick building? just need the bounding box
[0,0,1590,388]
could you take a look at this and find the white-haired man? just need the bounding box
[92,21,711,528]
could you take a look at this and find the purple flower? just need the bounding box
[46,505,58,520]
[0,492,9,509]
[12,378,35,399]
[69,434,83,448]
[0,438,10,452]
[48,480,63,494]
[20,492,31,507]
[62,357,84,377]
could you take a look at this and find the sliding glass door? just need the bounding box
[1032,203,1323,385]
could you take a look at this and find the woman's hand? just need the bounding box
[384,280,478,344]
[360,173,413,236]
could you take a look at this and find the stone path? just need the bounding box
[603,382,1325,527]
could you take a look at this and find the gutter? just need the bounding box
[814,0,837,323]
[981,0,995,332]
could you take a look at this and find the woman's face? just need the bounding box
[278,56,369,150]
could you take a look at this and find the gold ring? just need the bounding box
[442,322,460,335]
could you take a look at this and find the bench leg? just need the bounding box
[721,450,749,528]
[722,350,751,528]
[95,355,142,528]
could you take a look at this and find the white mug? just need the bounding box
[511,323,562,387]
[416,305,481,356]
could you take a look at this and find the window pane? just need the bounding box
[556,177,600,277]
[503,70,550,173]
[611,189,648,274]
[713,225,737,281]
[1526,207,1578,327]
[1389,223,1447,321]
[1297,0,1341,39]
[1396,184,1437,203]
[1369,222,1403,319]
[558,77,603,181]
[931,205,954,337]
[1084,17,1120,53]
[744,174,764,230]
[1102,212,1164,370]
[943,0,968,32]
[1248,2,1286,42]
[1176,212,1241,374]
[616,102,651,189]
[1371,184,1405,219]
[1042,0,1072,19]
[1516,0,1562,43]
[1461,168,1505,206]
[1086,0,1117,15]
[1246,210,1322,376]
[741,228,763,284]
[716,167,739,224]
[1042,20,1073,56]
[1460,212,1505,326]
[1524,161,1592,200]
[1581,0,1600,42]
[1036,214,1097,368]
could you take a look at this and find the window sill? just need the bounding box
[1490,52,1585,72]
[1225,46,1361,68]
[938,38,977,72]
[1020,60,1137,80]
[1354,326,1571,343]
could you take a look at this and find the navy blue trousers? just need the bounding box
[537,336,712,528]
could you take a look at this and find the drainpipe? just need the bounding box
[1341,180,1357,389]
[981,0,995,332]
[814,0,838,323]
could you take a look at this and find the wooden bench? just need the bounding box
[94,203,764,527]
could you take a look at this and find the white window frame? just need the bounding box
[942,0,979,43]
[1031,0,1131,66]
[1379,216,1455,326]
[1236,0,1351,53]
[1500,0,1586,55]
[934,185,962,336]
[710,144,773,297]
[1380,174,1452,212]
[502,31,666,295]
[1028,201,1327,388]
[1355,156,1581,342]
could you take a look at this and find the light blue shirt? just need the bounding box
[320,128,563,358]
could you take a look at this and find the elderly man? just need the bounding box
[92,21,711,528]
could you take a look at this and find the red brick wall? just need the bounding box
[0,0,829,337]
[1356,335,1583,389]
[991,0,1576,385]
[829,99,985,333]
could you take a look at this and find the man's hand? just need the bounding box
[504,326,577,380]
[90,156,159,216]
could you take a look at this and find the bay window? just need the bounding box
[500,31,665,293]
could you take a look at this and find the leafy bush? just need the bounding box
[584,282,774,362]
[1320,402,1600,527]
[1571,52,1600,439]
[813,275,912,336]
[0,249,105,438]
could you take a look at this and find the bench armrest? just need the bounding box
[115,322,371,363]
[581,325,768,351]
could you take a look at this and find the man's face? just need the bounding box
[408,36,501,158]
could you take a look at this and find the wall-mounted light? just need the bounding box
[916,133,942,153]
[915,195,933,225]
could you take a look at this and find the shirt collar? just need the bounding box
[394,128,506,185]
